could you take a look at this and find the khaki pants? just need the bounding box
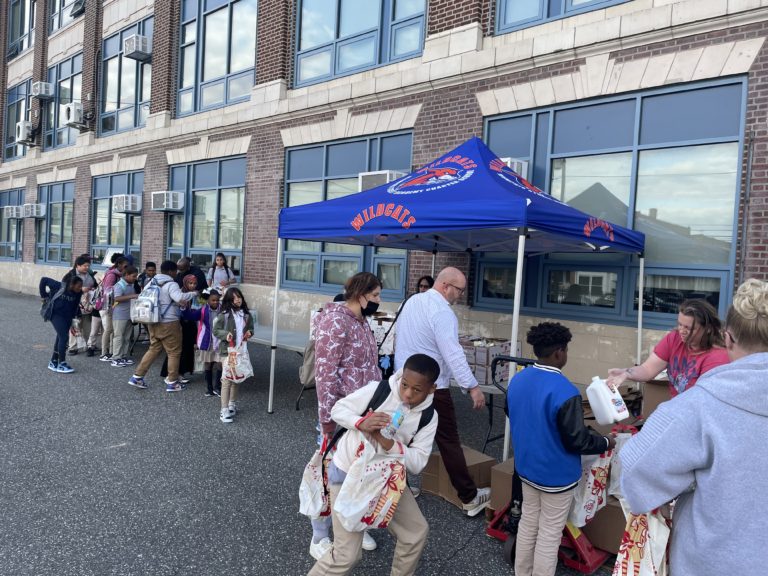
[88,314,102,348]
[220,378,239,409]
[100,309,114,355]
[112,319,133,360]
[308,484,428,576]
[514,483,575,576]
[134,322,182,382]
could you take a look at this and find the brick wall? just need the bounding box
[427,0,483,36]
[255,0,292,85]
[150,0,179,115]
[0,1,8,170]
[79,0,103,133]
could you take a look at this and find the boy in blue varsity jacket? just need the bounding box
[506,322,615,576]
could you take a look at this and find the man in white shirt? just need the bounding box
[395,267,490,516]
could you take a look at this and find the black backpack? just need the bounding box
[40,281,66,322]
[323,378,435,458]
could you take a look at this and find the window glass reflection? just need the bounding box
[547,270,618,308]
[635,274,721,313]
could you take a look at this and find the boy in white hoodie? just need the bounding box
[308,353,439,576]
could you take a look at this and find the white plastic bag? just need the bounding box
[333,439,406,532]
[608,425,637,499]
[222,343,253,384]
[299,447,331,519]
[612,500,671,576]
[568,450,614,527]
[70,319,87,352]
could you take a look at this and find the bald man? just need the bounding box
[395,267,490,516]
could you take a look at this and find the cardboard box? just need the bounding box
[490,458,515,512]
[421,446,496,509]
[581,496,626,554]
[642,379,670,417]
[473,365,487,386]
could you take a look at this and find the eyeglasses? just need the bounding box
[446,282,466,295]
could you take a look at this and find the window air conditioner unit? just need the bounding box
[64,102,84,127]
[15,120,34,145]
[112,194,142,213]
[358,170,407,192]
[3,206,24,219]
[151,191,184,212]
[69,0,86,18]
[23,203,46,219]
[500,157,529,179]
[123,34,152,62]
[31,81,55,100]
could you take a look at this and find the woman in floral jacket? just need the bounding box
[309,271,382,559]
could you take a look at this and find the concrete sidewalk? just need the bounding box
[0,288,614,576]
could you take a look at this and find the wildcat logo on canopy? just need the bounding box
[387,155,477,195]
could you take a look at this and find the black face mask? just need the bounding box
[361,300,379,316]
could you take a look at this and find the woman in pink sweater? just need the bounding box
[310,271,382,560]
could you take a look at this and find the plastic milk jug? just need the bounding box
[586,376,629,425]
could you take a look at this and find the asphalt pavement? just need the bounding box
[0,288,614,576]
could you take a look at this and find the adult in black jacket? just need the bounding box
[40,276,84,373]
[62,254,100,356]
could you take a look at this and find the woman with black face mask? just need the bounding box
[308,271,383,560]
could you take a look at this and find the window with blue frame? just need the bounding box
[482,79,745,326]
[167,157,246,276]
[49,0,80,34]
[0,189,24,260]
[283,132,412,299]
[178,0,258,116]
[5,80,31,161]
[92,172,144,266]
[8,0,36,58]
[497,0,629,34]
[100,17,153,136]
[43,54,82,150]
[36,182,74,265]
[295,0,425,87]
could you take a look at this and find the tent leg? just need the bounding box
[268,239,282,414]
[503,231,526,461]
[431,252,436,277]
[636,256,645,366]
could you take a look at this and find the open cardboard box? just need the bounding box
[581,496,625,554]
[422,445,495,509]
[490,457,515,512]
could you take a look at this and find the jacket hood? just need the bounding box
[388,368,434,412]
[695,352,768,416]
[153,273,175,284]
[323,301,364,323]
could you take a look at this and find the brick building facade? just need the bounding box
[1,0,766,383]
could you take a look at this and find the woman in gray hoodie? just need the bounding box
[620,278,768,576]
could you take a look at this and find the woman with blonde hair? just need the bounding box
[619,279,768,576]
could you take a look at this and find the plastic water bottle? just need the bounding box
[380,403,410,439]
[586,376,629,425]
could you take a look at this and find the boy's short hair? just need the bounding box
[74,255,91,267]
[160,260,178,274]
[403,354,440,384]
[144,261,156,269]
[124,265,139,276]
[527,322,572,358]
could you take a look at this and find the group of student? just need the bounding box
[39,252,249,423]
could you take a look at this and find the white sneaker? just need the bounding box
[462,487,491,517]
[362,530,377,551]
[228,402,237,416]
[309,537,332,560]
[220,409,233,423]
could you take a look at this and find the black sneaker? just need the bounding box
[204,390,215,397]
[99,354,113,362]
[213,388,221,397]
[68,348,79,355]
[86,347,96,357]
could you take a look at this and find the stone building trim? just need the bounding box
[47,20,85,67]
[475,38,765,116]
[165,135,252,165]
[36,167,78,184]
[0,176,28,190]
[89,153,148,176]
[7,51,35,89]
[102,0,154,37]
[279,105,422,147]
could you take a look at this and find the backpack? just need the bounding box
[92,270,118,312]
[324,379,435,458]
[40,282,66,322]
[130,278,174,324]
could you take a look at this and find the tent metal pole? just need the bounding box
[636,255,645,366]
[268,239,282,414]
[431,252,436,277]
[503,230,527,461]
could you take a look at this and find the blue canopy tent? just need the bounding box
[273,137,645,455]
